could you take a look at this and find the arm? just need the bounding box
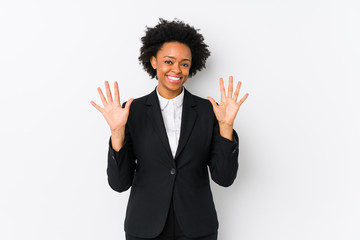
[208,118,239,187]
[90,81,135,192]
[207,76,248,187]
[107,122,136,192]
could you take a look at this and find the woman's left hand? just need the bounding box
[207,76,249,139]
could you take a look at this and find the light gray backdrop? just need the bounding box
[1,0,359,239]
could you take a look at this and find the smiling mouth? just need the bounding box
[166,75,182,83]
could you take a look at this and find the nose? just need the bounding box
[171,64,181,74]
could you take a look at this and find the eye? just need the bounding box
[182,63,190,67]
[165,60,173,64]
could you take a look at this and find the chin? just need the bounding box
[166,85,183,91]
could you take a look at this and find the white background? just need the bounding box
[1,0,359,239]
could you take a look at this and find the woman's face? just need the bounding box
[150,41,192,99]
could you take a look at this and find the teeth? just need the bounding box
[168,76,180,80]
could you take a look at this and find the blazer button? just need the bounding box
[170,168,176,175]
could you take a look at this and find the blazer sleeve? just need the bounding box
[207,118,239,187]
[107,105,136,193]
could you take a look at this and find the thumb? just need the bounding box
[207,97,218,111]
[125,98,134,111]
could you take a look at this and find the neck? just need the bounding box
[157,86,183,99]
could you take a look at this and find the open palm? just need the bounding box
[90,81,134,132]
[207,76,248,126]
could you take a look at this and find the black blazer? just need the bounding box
[107,88,239,238]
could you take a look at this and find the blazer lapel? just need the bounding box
[175,88,197,159]
[146,89,174,164]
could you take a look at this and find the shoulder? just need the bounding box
[130,93,149,106]
[185,89,214,115]
[122,90,154,109]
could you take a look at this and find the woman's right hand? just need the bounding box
[90,81,134,132]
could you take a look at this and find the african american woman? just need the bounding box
[90,18,249,240]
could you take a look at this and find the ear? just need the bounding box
[150,56,157,69]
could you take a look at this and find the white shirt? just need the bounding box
[156,87,184,158]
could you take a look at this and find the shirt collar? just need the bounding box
[156,87,184,111]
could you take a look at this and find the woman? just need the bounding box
[90,19,248,240]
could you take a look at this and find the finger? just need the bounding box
[90,100,104,113]
[219,78,226,100]
[97,87,108,106]
[105,81,113,103]
[237,93,249,106]
[114,81,120,104]
[233,81,241,101]
[207,96,218,111]
[125,98,134,111]
[227,76,233,98]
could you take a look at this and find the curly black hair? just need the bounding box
[139,18,211,79]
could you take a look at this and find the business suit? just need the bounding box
[107,87,239,239]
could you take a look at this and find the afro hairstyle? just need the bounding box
[139,18,211,79]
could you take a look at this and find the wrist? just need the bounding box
[219,124,233,141]
[111,126,125,135]
[110,128,125,152]
[219,122,233,129]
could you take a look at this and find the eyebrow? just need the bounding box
[163,56,191,62]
